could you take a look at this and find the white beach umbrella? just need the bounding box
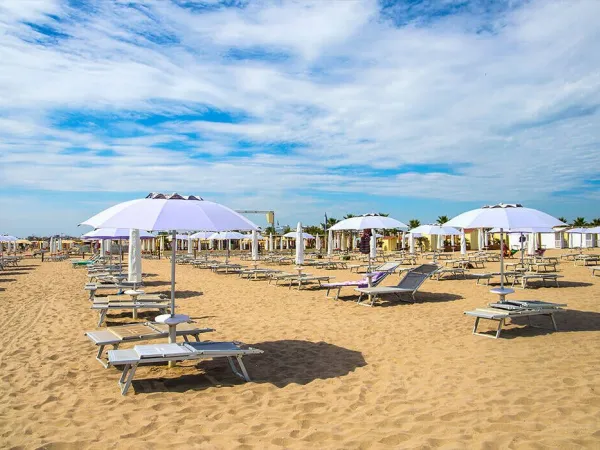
[251,230,259,261]
[269,233,273,252]
[528,232,536,254]
[409,225,460,236]
[315,234,321,251]
[190,231,213,239]
[209,231,247,240]
[128,229,142,284]
[369,232,377,259]
[280,235,284,251]
[295,222,304,265]
[80,192,258,341]
[327,229,333,257]
[329,214,408,231]
[478,229,484,250]
[445,203,564,302]
[409,233,415,254]
[187,234,193,254]
[460,229,466,255]
[283,231,315,239]
[340,232,347,251]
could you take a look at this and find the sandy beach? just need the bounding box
[1,251,600,449]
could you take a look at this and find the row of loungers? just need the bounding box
[80,260,264,396]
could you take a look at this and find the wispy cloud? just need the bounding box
[0,0,599,234]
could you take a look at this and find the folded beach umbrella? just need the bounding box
[295,222,304,265]
[460,230,466,255]
[445,203,564,302]
[327,229,333,257]
[80,193,258,341]
[251,230,259,261]
[283,231,315,239]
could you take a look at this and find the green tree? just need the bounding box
[408,219,421,229]
[305,225,324,237]
[557,217,567,224]
[282,225,291,234]
[320,217,339,230]
[572,217,587,227]
[263,225,276,234]
[436,215,449,225]
[343,214,356,219]
[377,212,389,217]
[590,218,600,226]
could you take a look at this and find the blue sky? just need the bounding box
[0,0,599,236]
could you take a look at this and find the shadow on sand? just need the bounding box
[127,340,366,395]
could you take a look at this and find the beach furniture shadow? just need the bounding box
[125,340,366,394]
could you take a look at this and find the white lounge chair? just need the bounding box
[86,322,214,367]
[108,341,263,395]
[91,301,170,326]
[355,264,439,306]
[322,270,394,300]
[464,300,566,338]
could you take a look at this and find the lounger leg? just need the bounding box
[335,287,341,301]
[98,309,107,327]
[472,317,480,334]
[227,356,251,381]
[132,308,138,320]
[236,356,251,381]
[96,345,109,369]
[120,364,138,395]
[495,318,504,339]
[550,313,558,331]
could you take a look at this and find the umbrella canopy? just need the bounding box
[295,222,304,265]
[209,231,247,240]
[190,231,213,239]
[445,203,564,301]
[489,227,556,233]
[329,213,408,231]
[587,226,600,234]
[80,192,258,340]
[82,228,155,240]
[283,231,315,239]
[409,225,460,235]
[0,235,17,242]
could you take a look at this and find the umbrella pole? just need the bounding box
[170,229,176,319]
[500,229,504,291]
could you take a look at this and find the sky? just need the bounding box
[0,0,599,237]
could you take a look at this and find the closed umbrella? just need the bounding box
[460,230,466,255]
[409,233,415,254]
[369,231,377,269]
[251,230,258,261]
[128,229,142,284]
[327,229,333,257]
[316,234,321,251]
[280,235,284,251]
[295,222,304,265]
[269,233,273,252]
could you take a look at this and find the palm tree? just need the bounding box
[343,214,356,219]
[437,215,449,225]
[320,217,339,230]
[558,217,567,224]
[408,219,420,229]
[572,217,587,227]
[377,212,389,217]
[590,218,600,226]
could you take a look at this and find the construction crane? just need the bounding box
[235,210,276,229]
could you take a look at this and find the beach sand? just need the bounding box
[1,250,600,449]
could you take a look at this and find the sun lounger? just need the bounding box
[108,341,263,395]
[355,264,439,306]
[84,282,143,300]
[347,261,400,274]
[91,302,170,326]
[322,271,390,300]
[470,271,516,285]
[287,275,333,290]
[239,268,282,280]
[464,300,566,338]
[86,322,215,367]
[432,267,467,280]
[210,263,245,274]
[590,267,600,277]
[511,273,564,289]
